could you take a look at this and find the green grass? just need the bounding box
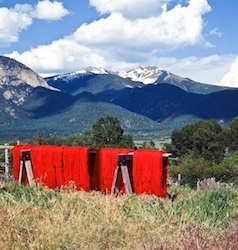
[0,183,237,249]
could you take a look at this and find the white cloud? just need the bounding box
[6,39,108,75]
[219,57,238,88]
[6,0,220,84]
[89,0,168,19]
[0,1,69,47]
[152,55,235,84]
[209,28,223,38]
[0,4,33,46]
[74,0,211,52]
[33,0,70,21]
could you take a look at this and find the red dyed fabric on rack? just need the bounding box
[63,146,91,191]
[30,146,63,189]
[12,144,33,184]
[92,148,133,193]
[12,145,168,197]
[132,149,167,197]
[53,146,64,189]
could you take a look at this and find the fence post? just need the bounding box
[197,178,200,191]
[4,144,10,180]
[178,174,181,186]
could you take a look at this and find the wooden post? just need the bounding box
[178,174,181,186]
[19,150,35,186]
[4,144,9,179]
[0,144,13,181]
[197,178,200,190]
[111,154,133,195]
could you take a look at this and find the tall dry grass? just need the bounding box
[0,183,237,249]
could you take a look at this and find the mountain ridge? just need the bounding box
[1,55,238,142]
[45,65,228,96]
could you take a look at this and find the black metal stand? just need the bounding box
[19,150,35,186]
[111,153,133,195]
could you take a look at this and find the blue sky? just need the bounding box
[0,0,238,87]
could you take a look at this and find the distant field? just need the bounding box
[0,183,237,249]
[134,137,171,149]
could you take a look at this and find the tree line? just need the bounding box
[164,118,238,187]
[29,115,135,149]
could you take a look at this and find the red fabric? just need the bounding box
[30,146,62,189]
[12,144,33,184]
[12,145,168,197]
[52,146,64,189]
[92,148,134,193]
[63,146,91,190]
[132,149,167,197]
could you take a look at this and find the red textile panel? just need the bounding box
[54,146,65,188]
[30,146,63,189]
[132,149,167,197]
[12,144,33,184]
[92,148,134,193]
[63,146,91,191]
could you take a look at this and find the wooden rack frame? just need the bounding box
[111,152,171,195]
[19,149,35,186]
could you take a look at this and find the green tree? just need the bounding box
[36,131,43,145]
[142,140,156,149]
[91,115,134,148]
[227,116,238,152]
[169,156,213,188]
[28,131,45,145]
[118,134,135,148]
[169,119,226,163]
[218,150,238,183]
[68,132,93,147]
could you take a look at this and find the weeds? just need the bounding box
[0,183,237,249]
[0,182,61,208]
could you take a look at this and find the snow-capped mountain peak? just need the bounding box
[80,66,110,75]
[118,66,165,84]
[52,66,110,82]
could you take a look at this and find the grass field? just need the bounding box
[0,182,237,249]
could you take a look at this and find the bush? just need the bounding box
[0,182,61,208]
[218,151,238,183]
[184,189,238,228]
[169,156,214,188]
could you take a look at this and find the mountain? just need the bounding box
[46,66,226,101]
[0,55,59,115]
[0,90,163,141]
[0,56,55,90]
[112,83,238,122]
[45,67,144,101]
[0,55,70,118]
[2,55,238,142]
[118,66,227,94]
[0,56,162,141]
[45,65,238,132]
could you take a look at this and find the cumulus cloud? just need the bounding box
[33,0,70,21]
[6,39,108,75]
[74,0,211,52]
[89,0,168,19]
[0,1,69,47]
[219,57,238,88]
[153,55,235,84]
[6,0,217,83]
[0,4,33,46]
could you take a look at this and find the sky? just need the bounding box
[0,0,238,87]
